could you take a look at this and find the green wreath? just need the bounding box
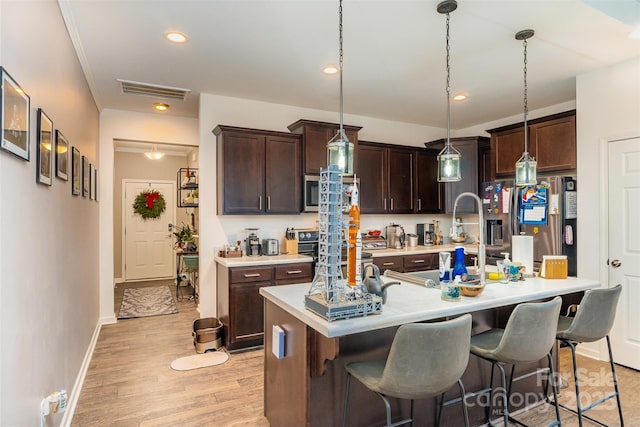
[133,190,166,220]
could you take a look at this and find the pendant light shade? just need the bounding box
[514,29,537,186]
[144,144,165,160]
[327,0,354,176]
[437,0,461,182]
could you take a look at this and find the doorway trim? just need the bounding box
[121,178,177,283]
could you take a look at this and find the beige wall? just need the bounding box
[113,151,195,280]
[0,1,100,425]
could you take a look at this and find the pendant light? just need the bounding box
[514,29,537,186]
[436,0,461,182]
[144,144,165,160]
[327,0,354,176]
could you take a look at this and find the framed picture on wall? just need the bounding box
[89,163,95,200]
[72,146,80,196]
[36,109,53,185]
[1,67,30,160]
[82,155,90,197]
[93,168,99,202]
[55,130,69,181]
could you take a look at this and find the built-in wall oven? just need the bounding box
[304,175,359,212]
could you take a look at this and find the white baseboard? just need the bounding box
[59,319,102,427]
[114,277,124,285]
[101,314,117,325]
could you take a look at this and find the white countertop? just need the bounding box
[215,253,313,267]
[260,276,598,338]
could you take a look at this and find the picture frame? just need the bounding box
[55,130,69,181]
[1,67,30,160]
[36,109,53,185]
[89,163,95,200]
[82,155,90,198]
[72,146,80,196]
[94,169,99,202]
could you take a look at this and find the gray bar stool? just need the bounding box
[469,296,562,427]
[554,284,623,427]
[342,314,472,427]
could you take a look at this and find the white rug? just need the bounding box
[170,351,229,371]
[117,286,178,319]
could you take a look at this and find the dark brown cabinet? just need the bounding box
[358,141,414,214]
[488,110,576,177]
[217,262,312,351]
[414,149,443,213]
[373,256,403,273]
[425,137,490,214]
[214,125,301,215]
[287,119,361,175]
[403,253,439,272]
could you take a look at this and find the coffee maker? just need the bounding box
[386,224,405,249]
[417,223,435,246]
[245,229,261,256]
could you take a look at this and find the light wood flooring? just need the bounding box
[72,281,639,426]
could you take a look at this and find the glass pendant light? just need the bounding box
[514,29,537,186]
[144,144,165,160]
[327,0,354,176]
[437,0,461,182]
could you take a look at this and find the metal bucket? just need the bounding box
[192,317,223,353]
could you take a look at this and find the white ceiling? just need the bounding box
[59,0,640,130]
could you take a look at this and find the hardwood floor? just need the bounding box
[73,281,638,426]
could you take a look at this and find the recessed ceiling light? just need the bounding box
[453,93,467,101]
[165,31,188,43]
[322,64,339,75]
[153,103,170,112]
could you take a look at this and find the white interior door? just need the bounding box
[124,181,175,281]
[608,137,640,370]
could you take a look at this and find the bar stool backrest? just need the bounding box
[378,314,472,400]
[492,296,562,365]
[558,284,622,343]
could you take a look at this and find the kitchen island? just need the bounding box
[260,275,598,426]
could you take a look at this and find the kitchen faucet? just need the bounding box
[451,192,486,285]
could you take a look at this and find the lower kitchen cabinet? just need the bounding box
[217,262,312,351]
[373,256,403,273]
[403,253,439,272]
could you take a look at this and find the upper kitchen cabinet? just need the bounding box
[414,149,443,213]
[424,137,490,214]
[214,125,301,215]
[358,141,414,214]
[488,110,576,177]
[287,119,362,175]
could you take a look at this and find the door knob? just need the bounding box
[610,259,622,268]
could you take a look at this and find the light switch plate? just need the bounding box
[272,325,285,359]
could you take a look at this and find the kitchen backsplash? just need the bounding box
[218,213,480,247]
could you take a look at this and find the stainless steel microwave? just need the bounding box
[303,174,358,212]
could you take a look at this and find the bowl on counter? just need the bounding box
[459,283,485,297]
[368,230,381,236]
[450,233,467,243]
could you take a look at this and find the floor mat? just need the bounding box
[117,286,178,319]
[170,351,229,371]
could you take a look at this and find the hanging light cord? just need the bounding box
[523,37,529,154]
[339,0,345,138]
[445,10,452,146]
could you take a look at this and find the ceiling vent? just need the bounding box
[117,79,191,100]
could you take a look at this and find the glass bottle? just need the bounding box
[452,246,468,279]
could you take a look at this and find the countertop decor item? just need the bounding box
[459,283,485,297]
[133,189,166,220]
[436,0,461,182]
[514,29,537,186]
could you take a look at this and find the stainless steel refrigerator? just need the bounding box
[481,176,577,275]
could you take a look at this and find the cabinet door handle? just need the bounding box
[244,273,261,278]
[259,196,262,210]
[384,198,387,211]
[412,259,425,264]
[418,199,422,211]
[390,198,394,211]
[383,262,395,266]
[287,270,302,274]
[267,196,271,211]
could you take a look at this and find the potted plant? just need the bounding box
[173,223,197,252]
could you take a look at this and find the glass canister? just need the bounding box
[441,274,461,301]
